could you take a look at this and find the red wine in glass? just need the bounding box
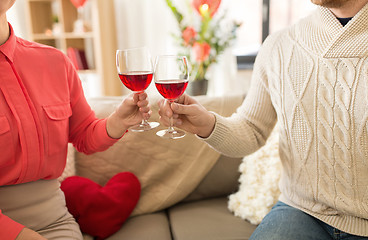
[155,80,188,100]
[116,47,159,132]
[154,55,189,139]
[119,71,153,92]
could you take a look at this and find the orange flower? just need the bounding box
[193,42,211,62]
[192,0,221,17]
[182,26,197,46]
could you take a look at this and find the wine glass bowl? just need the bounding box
[154,55,189,139]
[116,47,159,132]
[118,71,153,93]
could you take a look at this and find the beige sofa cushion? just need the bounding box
[74,94,243,216]
[183,155,242,202]
[106,211,171,240]
[168,197,257,240]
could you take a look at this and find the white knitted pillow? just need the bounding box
[228,129,281,225]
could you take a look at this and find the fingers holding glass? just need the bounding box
[154,55,189,139]
[116,47,159,132]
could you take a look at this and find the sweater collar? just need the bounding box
[0,23,16,62]
[318,3,368,58]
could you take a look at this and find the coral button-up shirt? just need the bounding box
[0,24,118,239]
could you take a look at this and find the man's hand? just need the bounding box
[158,94,216,138]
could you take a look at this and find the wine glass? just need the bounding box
[116,47,159,132]
[154,55,189,139]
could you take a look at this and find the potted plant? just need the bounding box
[165,0,241,95]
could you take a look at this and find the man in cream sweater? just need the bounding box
[159,0,368,239]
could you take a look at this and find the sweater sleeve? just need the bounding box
[0,210,24,240]
[64,55,119,154]
[203,34,279,157]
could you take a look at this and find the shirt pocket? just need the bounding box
[43,103,72,156]
[0,116,15,167]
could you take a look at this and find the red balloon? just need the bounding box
[70,0,87,8]
[192,0,222,17]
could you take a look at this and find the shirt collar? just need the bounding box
[0,23,16,62]
[318,3,368,58]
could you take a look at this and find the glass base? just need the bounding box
[129,121,160,132]
[156,128,186,139]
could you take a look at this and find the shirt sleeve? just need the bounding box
[63,55,119,154]
[0,210,24,240]
[202,33,280,157]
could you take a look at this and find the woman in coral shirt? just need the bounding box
[0,1,150,239]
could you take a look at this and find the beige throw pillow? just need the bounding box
[75,94,244,216]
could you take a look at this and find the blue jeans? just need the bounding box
[249,201,368,240]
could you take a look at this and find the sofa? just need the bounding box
[63,93,258,240]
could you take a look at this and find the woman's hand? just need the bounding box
[16,228,47,240]
[158,94,216,138]
[106,92,151,138]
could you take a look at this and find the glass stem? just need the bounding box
[168,117,175,133]
[136,90,148,127]
[168,100,175,133]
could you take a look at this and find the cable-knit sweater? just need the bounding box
[205,3,368,236]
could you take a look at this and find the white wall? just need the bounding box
[7,0,28,38]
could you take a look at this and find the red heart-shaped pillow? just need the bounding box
[70,0,87,8]
[61,172,140,240]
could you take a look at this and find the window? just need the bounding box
[269,0,316,33]
[232,0,316,69]
[226,0,263,55]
